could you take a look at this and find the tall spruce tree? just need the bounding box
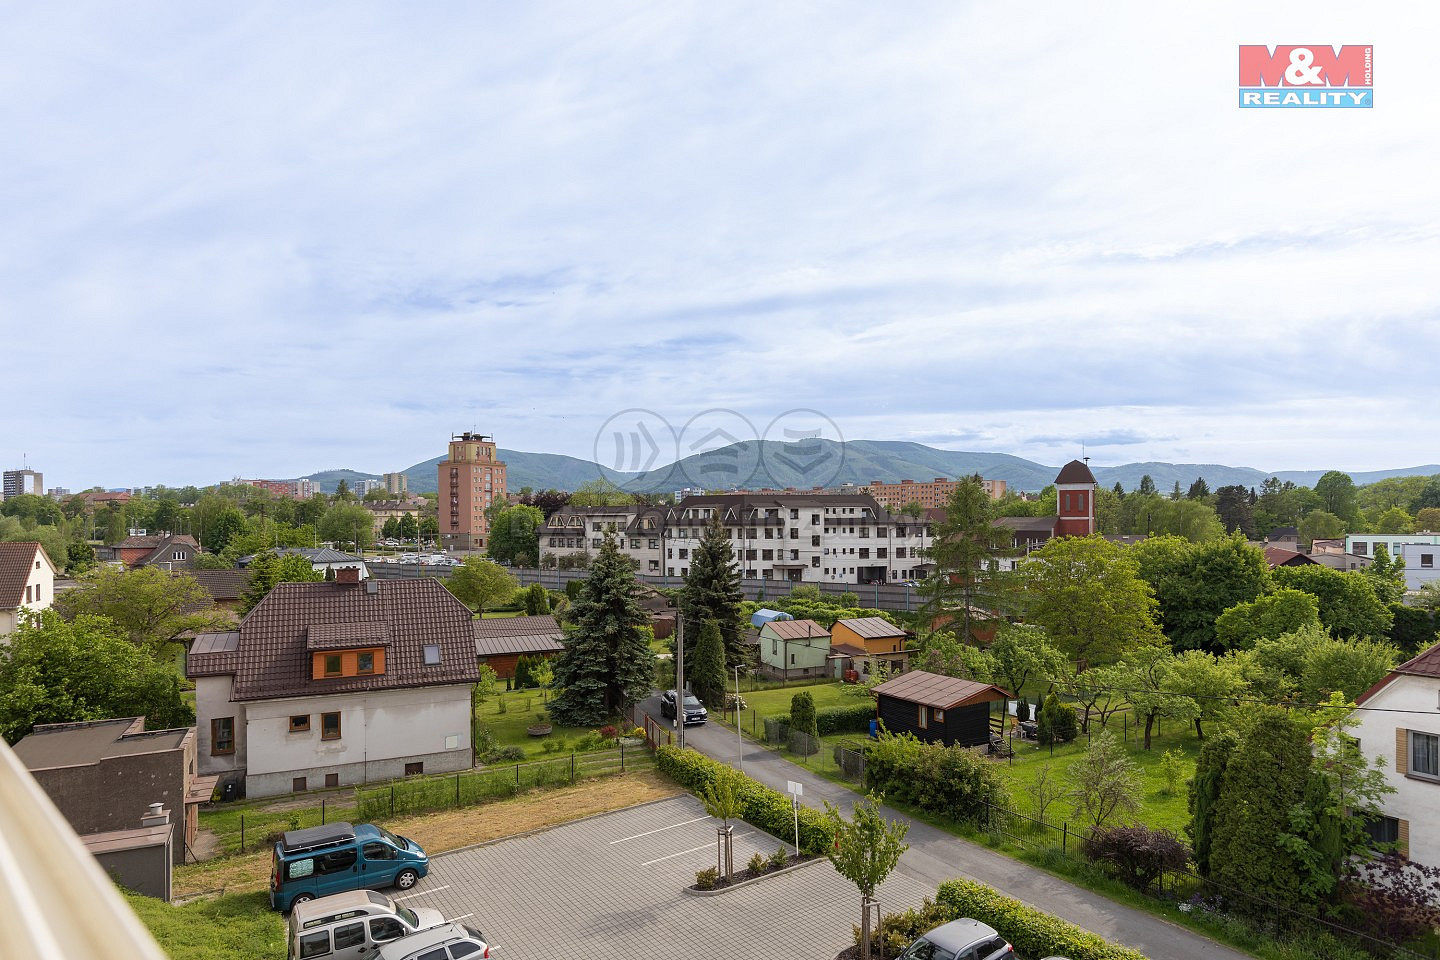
[679,514,747,669]
[689,620,727,710]
[920,476,1015,645]
[548,535,656,726]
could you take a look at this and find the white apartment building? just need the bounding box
[541,494,934,585]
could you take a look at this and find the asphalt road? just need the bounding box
[637,691,1251,960]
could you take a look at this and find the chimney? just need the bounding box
[337,566,361,585]
[141,802,170,828]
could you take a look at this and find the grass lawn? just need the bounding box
[125,890,283,960]
[476,686,630,758]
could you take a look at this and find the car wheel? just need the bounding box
[395,868,420,890]
[290,893,315,909]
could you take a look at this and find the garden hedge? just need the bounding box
[935,879,1150,960]
[767,701,876,736]
[655,745,830,855]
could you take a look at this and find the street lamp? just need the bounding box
[735,664,743,774]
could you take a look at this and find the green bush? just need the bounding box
[767,702,875,737]
[863,731,1010,825]
[748,852,768,874]
[481,746,525,764]
[860,897,957,958]
[1038,693,1078,745]
[694,867,718,890]
[656,746,829,854]
[936,878,1150,960]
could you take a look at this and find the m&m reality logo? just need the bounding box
[1238,45,1373,108]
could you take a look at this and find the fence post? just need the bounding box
[1062,822,1068,856]
[456,772,461,806]
[240,815,245,853]
[620,742,625,772]
[390,786,395,817]
[571,752,575,783]
[516,762,521,787]
[321,799,326,825]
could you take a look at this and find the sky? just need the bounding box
[2,3,1437,490]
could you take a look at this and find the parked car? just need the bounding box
[896,918,1013,960]
[660,689,708,725]
[376,922,490,960]
[270,822,431,913]
[287,890,445,960]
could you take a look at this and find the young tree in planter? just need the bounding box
[702,768,744,882]
[679,515,747,668]
[790,690,821,756]
[548,535,656,726]
[689,620,728,711]
[825,793,910,960]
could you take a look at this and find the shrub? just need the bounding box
[769,844,789,869]
[1081,825,1190,893]
[936,878,1149,960]
[694,867,718,890]
[1158,749,1185,796]
[748,852,768,874]
[863,731,1010,825]
[790,692,820,756]
[598,724,618,741]
[481,746,525,764]
[655,746,830,854]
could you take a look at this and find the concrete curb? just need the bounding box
[682,855,826,897]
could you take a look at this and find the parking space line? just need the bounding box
[640,833,749,867]
[609,815,711,844]
[447,913,474,923]
[395,884,450,900]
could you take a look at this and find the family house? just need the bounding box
[756,618,830,680]
[473,614,565,683]
[0,541,57,635]
[187,571,477,799]
[830,616,911,680]
[1353,641,1440,868]
[114,534,201,570]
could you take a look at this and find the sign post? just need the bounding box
[786,780,803,854]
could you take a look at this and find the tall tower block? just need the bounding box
[439,433,506,551]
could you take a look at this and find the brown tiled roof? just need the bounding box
[763,619,829,641]
[0,541,45,609]
[136,534,201,567]
[473,615,565,657]
[1054,460,1097,484]
[1359,640,1440,704]
[1263,547,1316,568]
[872,670,1012,709]
[189,579,478,701]
[188,631,240,676]
[306,622,391,650]
[834,617,906,639]
[183,569,252,602]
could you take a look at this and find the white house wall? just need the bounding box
[1354,675,1440,869]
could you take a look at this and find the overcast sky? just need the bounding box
[2,4,1435,490]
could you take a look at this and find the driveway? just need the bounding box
[397,794,931,960]
[638,692,1251,960]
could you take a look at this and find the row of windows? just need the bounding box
[212,712,344,755]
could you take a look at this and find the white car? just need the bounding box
[376,922,490,960]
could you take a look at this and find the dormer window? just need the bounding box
[312,647,387,680]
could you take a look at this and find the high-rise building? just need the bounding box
[359,479,383,495]
[438,433,506,551]
[383,472,409,497]
[862,476,1006,510]
[3,469,43,500]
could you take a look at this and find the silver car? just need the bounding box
[896,918,1013,960]
[376,921,490,960]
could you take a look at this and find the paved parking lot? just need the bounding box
[395,795,932,960]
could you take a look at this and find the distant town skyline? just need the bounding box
[3,4,1436,488]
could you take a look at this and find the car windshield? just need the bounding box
[683,696,702,708]
[901,939,956,960]
[399,906,420,927]
[376,826,406,849]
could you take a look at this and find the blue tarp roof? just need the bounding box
[750,608,793,627]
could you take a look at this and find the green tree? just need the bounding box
[317,503,374,551]
[1131,533,1270,653]
[1186,477,1210,500]
[333,479,353,501]
[1137,475,1157,496]
[1117,646,1197,750]
[1213,588,1321,651]
[824,793,910,960]
[568,479,634,507]
[103,505,127,545]
[1298,508,1345,545]
[1167,649,1243,739]
[920,476,1016,645]
[548,535,656,725]
[0,493,63,526]
[1187,730,1238,877]
[1415,506,1440,530]
[381,516,400,540]
[488,504,544,566]
[1374,507,1415,534]
[54,566,228,655]
[523,583,550,616]
[397,513,419,540]
[678,515,747,669]
[0,611,193,743]
[1365,545,1407,606]
[1213,484,1257,538]
[702,768,745,881]
[689,621,728,712]
[1271,564,1392,639]
[445,557,519,613]
[1018,536,1163,671]
[238,550,325,615]
[1067,730,1143,828]
[1151,498,1225,542]
[789,689,820,755]
[1314,470,1359,523]
[984,623,1064,700]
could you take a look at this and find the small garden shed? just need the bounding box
[872,670,1012,748]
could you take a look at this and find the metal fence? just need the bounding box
[206,747,650,856]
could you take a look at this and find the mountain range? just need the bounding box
[302,439,1440,497]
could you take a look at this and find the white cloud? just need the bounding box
[1,3,1435,487]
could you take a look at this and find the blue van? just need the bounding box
[271,822,430,913]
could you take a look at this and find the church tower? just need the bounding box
[1054,459,1098,537]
